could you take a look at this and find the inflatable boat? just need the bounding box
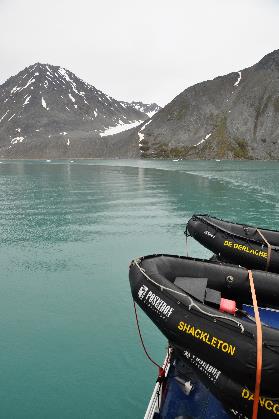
[129,254,279,418]
[186,214,279,273]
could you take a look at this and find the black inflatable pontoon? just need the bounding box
[129,254,279,418]
[186,214,279,273]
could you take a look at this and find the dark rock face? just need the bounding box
[0,63,156,158]
[119,49,279,160]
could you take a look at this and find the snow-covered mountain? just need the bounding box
[0,63,160,158]
[122,101,161,118]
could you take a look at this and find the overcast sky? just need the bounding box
[0,0,279,106]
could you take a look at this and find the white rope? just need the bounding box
[133,259,245,333]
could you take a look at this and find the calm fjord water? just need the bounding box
[0,159,279,419]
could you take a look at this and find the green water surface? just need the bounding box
[0,159,278,419]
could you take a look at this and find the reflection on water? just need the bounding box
[0,159,278,418]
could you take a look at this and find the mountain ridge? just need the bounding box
[114,48,279,160]
[0,62,160,158]
[1,50,279,159]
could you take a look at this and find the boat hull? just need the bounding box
[187,215,279,273]
[129,254,279,407]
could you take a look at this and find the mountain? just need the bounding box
[125,101,161,118]
[0,63,160,158]
[115,49,279,160]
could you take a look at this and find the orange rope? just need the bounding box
[256,228,271,270]
[248,269,262,419]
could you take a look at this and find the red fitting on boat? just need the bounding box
[157,367,165,383]
[219,298,236,315]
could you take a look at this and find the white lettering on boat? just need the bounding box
[138,286,174,318]
[204,230,215,238]
[183,349,221,383]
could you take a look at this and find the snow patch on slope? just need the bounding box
[100,120,143,137]
[11,136,24,144]
[147,111,157,118]
[234,71,242,87]
[138,133,145,152]
[23,95,31,106]
[140,119,152,132]
[0,110,10,123]
[42,97,49,110]
[8,114,16,121]
[194,133,212,147]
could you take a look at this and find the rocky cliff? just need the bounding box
[116,49,279,160]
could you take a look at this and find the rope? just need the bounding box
[133,300,164,372]
[185,229,189,257]
[256,228,272,270]
[248,270,262,419]
[184,225,190,257]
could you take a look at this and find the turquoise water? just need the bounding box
[0,159,279,418]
